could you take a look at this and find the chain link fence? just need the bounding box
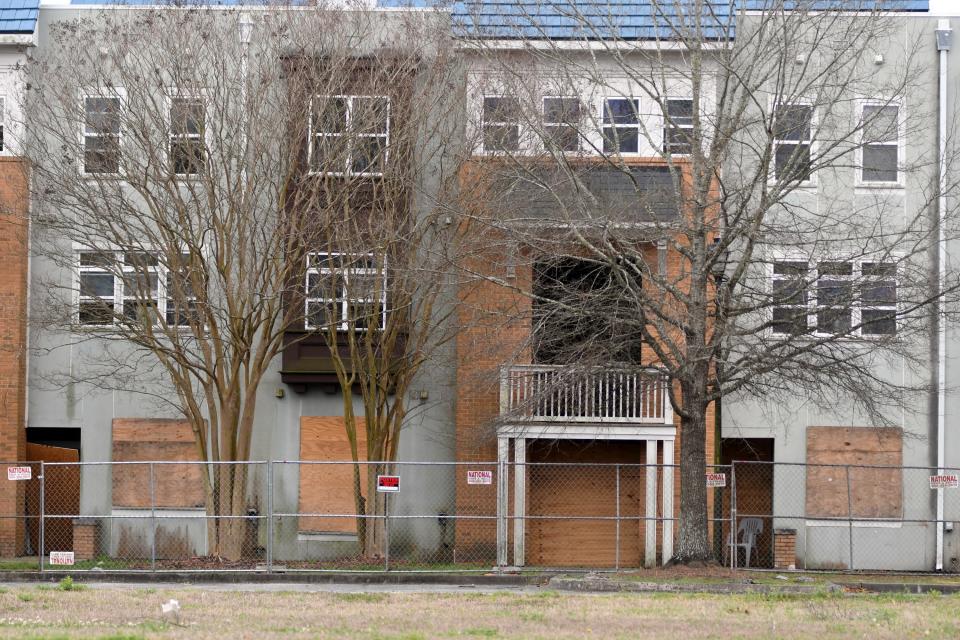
[730,461,960,572]
[0,459,954,572]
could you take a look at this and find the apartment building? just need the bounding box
[4,0,960,573]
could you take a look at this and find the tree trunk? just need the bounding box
[363,464,387,559]
[674,385,712,564]
[206,463,248,561]
[352,464,367,555]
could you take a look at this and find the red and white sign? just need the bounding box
[706,472,727,488]
[377,475,400,493]
[7,466,31,481]
[930,474,959,489]
[467,470,493,485]
[49,551,75,566]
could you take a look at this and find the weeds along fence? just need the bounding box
[0,460,956,572]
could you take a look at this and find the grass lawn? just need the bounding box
[0,583,956,639]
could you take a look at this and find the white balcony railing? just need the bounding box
[500,364,673,424]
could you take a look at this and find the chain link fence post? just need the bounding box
[266,460,274,573]
[38,462,45,574]
[384,491,390,572]
[729,462,737,570]
[150,462,156,572]
[615,463,620,571]
[846,464,854,571]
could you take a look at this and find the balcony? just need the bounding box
[499,364,673,425]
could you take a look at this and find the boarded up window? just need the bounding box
[111,419,204,509]
[805,426,902,519]
[298,416,366,534]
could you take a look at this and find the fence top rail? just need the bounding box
[731,459,960,473]
[34,460,731,469]
[273,461,692,469]
[41,460,269,467]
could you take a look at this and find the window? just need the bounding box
[773,103,812,182]
[533,258,643,364]
[771,260,897,337]
[602,98,640,154]
[816,262,853,334]
[76,250,195,327]
[165,255,200,327]
[78,252,116,325]
[482,96,520,152]
[861,262,897,335]
[83,96,121,174]
[121,252,160,322]
[663,99,693,155]
[543,97,581,152]
[310,96,389,175]
[169,97,205,175]
[305,253,386,331]
[771,261,809,335]
[861,104,899,183]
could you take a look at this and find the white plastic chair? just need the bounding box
[726,517,764,568]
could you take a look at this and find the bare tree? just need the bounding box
[22,5,465,559]
[284,42,474,556]
[460,0,960,563]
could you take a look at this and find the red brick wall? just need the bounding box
[0,158,29,556]
[453,160,718,565]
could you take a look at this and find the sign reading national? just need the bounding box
[467,470,493,485]
[6,466,30,481]
[377,475,400,493]
[706,472,726,488]
[929,474,959,489]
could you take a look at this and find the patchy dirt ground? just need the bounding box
[0,582,956,639]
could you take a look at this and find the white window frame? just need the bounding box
[662,97,694,156]
[859,261,898,337]
[164,253,200,327]
[813,261,855,337]
[856,100,903,188]
[81,91,124,176]
[304,252,387,332]
[480,94,522,154]
[600,96,643,156]
[770,260,811,336]
[308,94,390,177]
[75,249,196,329]
[769,258,899,338]
[120,252,161,323]
[77,251,118,327]
[771,99,816,186]
[542,95,582,153]
[167,93,208,178]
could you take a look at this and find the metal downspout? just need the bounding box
[936,19,952,573]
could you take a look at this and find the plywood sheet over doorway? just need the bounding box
[26,443,79,555]
[525,440,654,567]
[298,417,367,534]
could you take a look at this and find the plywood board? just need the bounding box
[111,419,204,509]
[805,427,902,519]
[298,416,367,534]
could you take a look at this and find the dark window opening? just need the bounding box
[533,258,643,364]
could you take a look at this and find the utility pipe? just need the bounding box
[935,18,952,573]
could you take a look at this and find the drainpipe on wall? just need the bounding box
[935,19,952,573]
